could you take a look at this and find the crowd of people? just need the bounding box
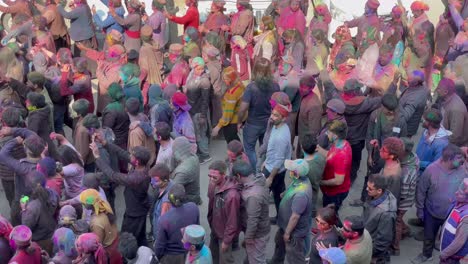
[0,0,467,263]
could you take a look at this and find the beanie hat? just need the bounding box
[326,99,346,114]
[82,114,101,129]
[172,92,191,111]
[27,72,46,86]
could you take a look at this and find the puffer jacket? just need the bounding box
[363,190,397,258]
[398,84,430,137]
[399,152,420,210]
[208,178,241,245]
[343,95,382,145]
[416,127,451,172]
[240,174,270,240]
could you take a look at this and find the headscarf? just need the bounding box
[0,215,13,239]
[148,84,165,108]
[53,228,77,257]
[73,233,107,264]
[59,205,77,226]
[270,92,292,111]
[79,189,113,215]
[105,83,125,112]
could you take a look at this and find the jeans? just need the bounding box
[270,228,307,264]
[322,192,349,212]
[423,209,445,258]
[192,113,210,159]
[121,214,148,247]
[210,233,234,264]
[262,168,285,216]
[392,209,410,251]
[53,104,67,134]
[243,123,266,171]
[350,140,365,185]
[222,124,240,143]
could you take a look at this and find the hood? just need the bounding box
[423,127,453,143]
[374,190,398,212]
[172,136,195,161]
[148,84,165,108]
[108,85,125,102]
[243,173,267,189]
[29,105,50,117]
[217,177,242,194]
[401,152,419,169]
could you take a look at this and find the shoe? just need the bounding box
[408,218,424,227]
[349,199,364,207]
[414,230,424,241]
[270,217,277,225]
[390,249,400,256]
[402,230,413,240]
[411,254,433,264]
[199,156,212,165]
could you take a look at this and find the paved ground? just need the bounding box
[0,131,437,263]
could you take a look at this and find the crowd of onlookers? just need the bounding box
[0,0,466,263]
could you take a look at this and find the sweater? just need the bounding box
[217,82,245,127]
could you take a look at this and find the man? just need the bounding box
[340,215,373,264]
[0,0,31,24]
[171,92,196,146]
[301,134,326,217]
[269,159,312,264]
[171,136,201,205]
[26,72,54,128]
[319,120,352,212]
[165,0,199,31]
[263,104,292,220]
[392,138,420,255]
[164,44,190,89]
[154,122,174,169]
[439,179,468,263]
[413,144,466,264]
[363,174,397,263]
[342,79,381,185]
[183,225,213,264]
[34,0,68,49]
[72,99,93,172]
[0,108,26,209]
[120,64,144,108]
[0,127,44,225]
[297,75,322,157]
[398,70,430,137]
[149,163,174,241]
[126,98,156,167]
[233,160,270,264]
[203,46,225,126]
[147,0,167,49]
[90,141,151,247]
[416,109,451,173]
[207,160,240,264]
[92,0,124,35]
[226,140,249,175]
[317,99,346,150]
[345,0,381,56]
[436,78,468,147]
[155,184,200,264]
[110,0,142,52]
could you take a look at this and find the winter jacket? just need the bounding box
[73,118,93,166]
[128,121,156,167]
[441,93,468,147]
[343,95,382,144]
[363,190,397,259]
[298,92,322,141]
[208,178,241,245]
[399,152,420,210]
[416,127,451,172]
[343,229,373,264]
[240,174,270,240]
[184,72,211,116]
[171,139,201,205]
[398,84,429,137]
[416,159,466,220]
[60,71,95,114]
[22,196,58,242]
[102,109,130,148]
[0,135,25,181]
[96,143,150,217]
[366,108,407,150]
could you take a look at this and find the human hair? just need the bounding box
[423,109,442,129]
[382,137,405,160]
[58,145,84,167]
[57,48,73,65]
[208,160,227,175]
[120,63,137,77]
[252,58,274,91]
[222,66,240,87]
[344,215,365,236]
[381,94,398,111]
[72,99,90,117]
[82,114,101,129]
[262,15,275,30]
[300,134,317,155]
[437,78,456,95]
[30,171,55,214]
[125,98,141,116]
[82,173,100,191]
[118,232,138,260]
[299,75,316,89]
[155,122,171,141]
[232,160,253,177]
[227,140,244,156]
[317,204,337,226]
[168,184,186,207]
[368,174,388,191]
[441,144,464,162]
[27,92,46,108]
[73,57,88,73]
[328,120,347,140]
[27,72,46,88]
[24,135,46,158]
[1,107,22,127]
[131,146,151,166]
[149,163,171,181]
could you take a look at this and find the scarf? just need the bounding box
[79,189,113,215]
[73,233,108,264]
[0,215,13,239]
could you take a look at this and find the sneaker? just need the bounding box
[411,254,433,264]
[390,249,400,256]
[349,199,364,207]
[199,156,212,165]
[408,218,424,227]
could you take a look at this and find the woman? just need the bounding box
[282,29,305,72]
[57,144,85,200]
[148,84,173,128]
[199,0,229,54]
[139,25,163,104]
[230,35,251,83]
[21,171,58,255]
[0,215,13,264]
[50,227,77,264]
[238,58,280,169]
[110,0,142,52]
[166,0,199,31]
[73,233,108,264]
[311,204,341,263]
[58,205,78,232]
[253,16,278,64]
[8,225,42,264]
[39,157,64,198]
[79,189,122,264]
[212,66,246,143]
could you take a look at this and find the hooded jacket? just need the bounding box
[416,127,451,172]
[208,178,241,244]
[171,137,201,205]
[399,152,420,210]
[128,119,156,167]
[343,95,382,144]
[363,190,397,258]
[102,89,130,148]
[240,174,270,240]
[441,93,468,147]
